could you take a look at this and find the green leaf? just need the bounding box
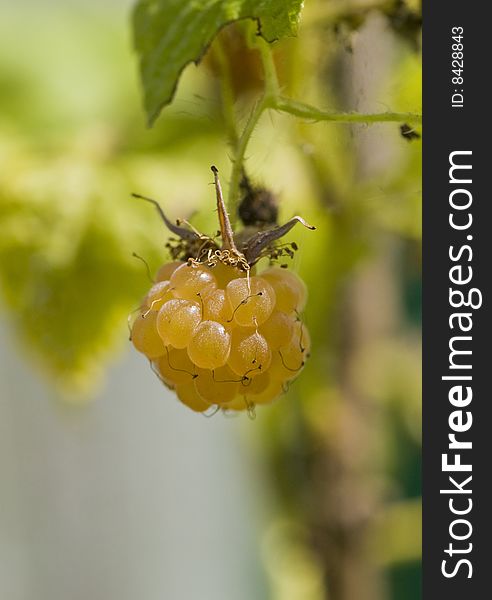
[132,0,304,125]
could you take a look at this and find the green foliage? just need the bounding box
[0,1,422,401]
[1,2,422,597]
[132,0,304,125]
[0,156,164,391]
[0,4,233,392]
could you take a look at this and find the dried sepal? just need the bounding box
[133,167,314,270]
[132,193,200,241]
[207,166,250,272]
[241,216,315,265]
[211,166,237,252]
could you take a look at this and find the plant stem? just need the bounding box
[226,36,279,222]
[227,97,269,227]
[274,96,422,125]
[256,36,280,100]
[226,39,422,223]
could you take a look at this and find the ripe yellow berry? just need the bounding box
[156,299,201,348]
[132,257,310,414]
[176,382,210,413]
[225,275,275,327]
[201,288,235,326]
[130,163,317,413]
[131,311,166,358]
[187,320,231,369]
[157,347,197,385]
[222,395,249,412]
[210,261,246,288]
[227,328,272,377]
[259,311,295,350]
[143,280,175,311]
[194,365,239,404]
[155,260,184,282]
[244,370,270,395]
[170,262,216,301]
[269,324,308,382]
[249,378,284,406]
[293,320,311,355]
[261,267,307,314]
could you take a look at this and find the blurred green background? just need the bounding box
[0,1,421,599]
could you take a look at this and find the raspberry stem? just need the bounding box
[274,96,422,125]
[225,35,421,220]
